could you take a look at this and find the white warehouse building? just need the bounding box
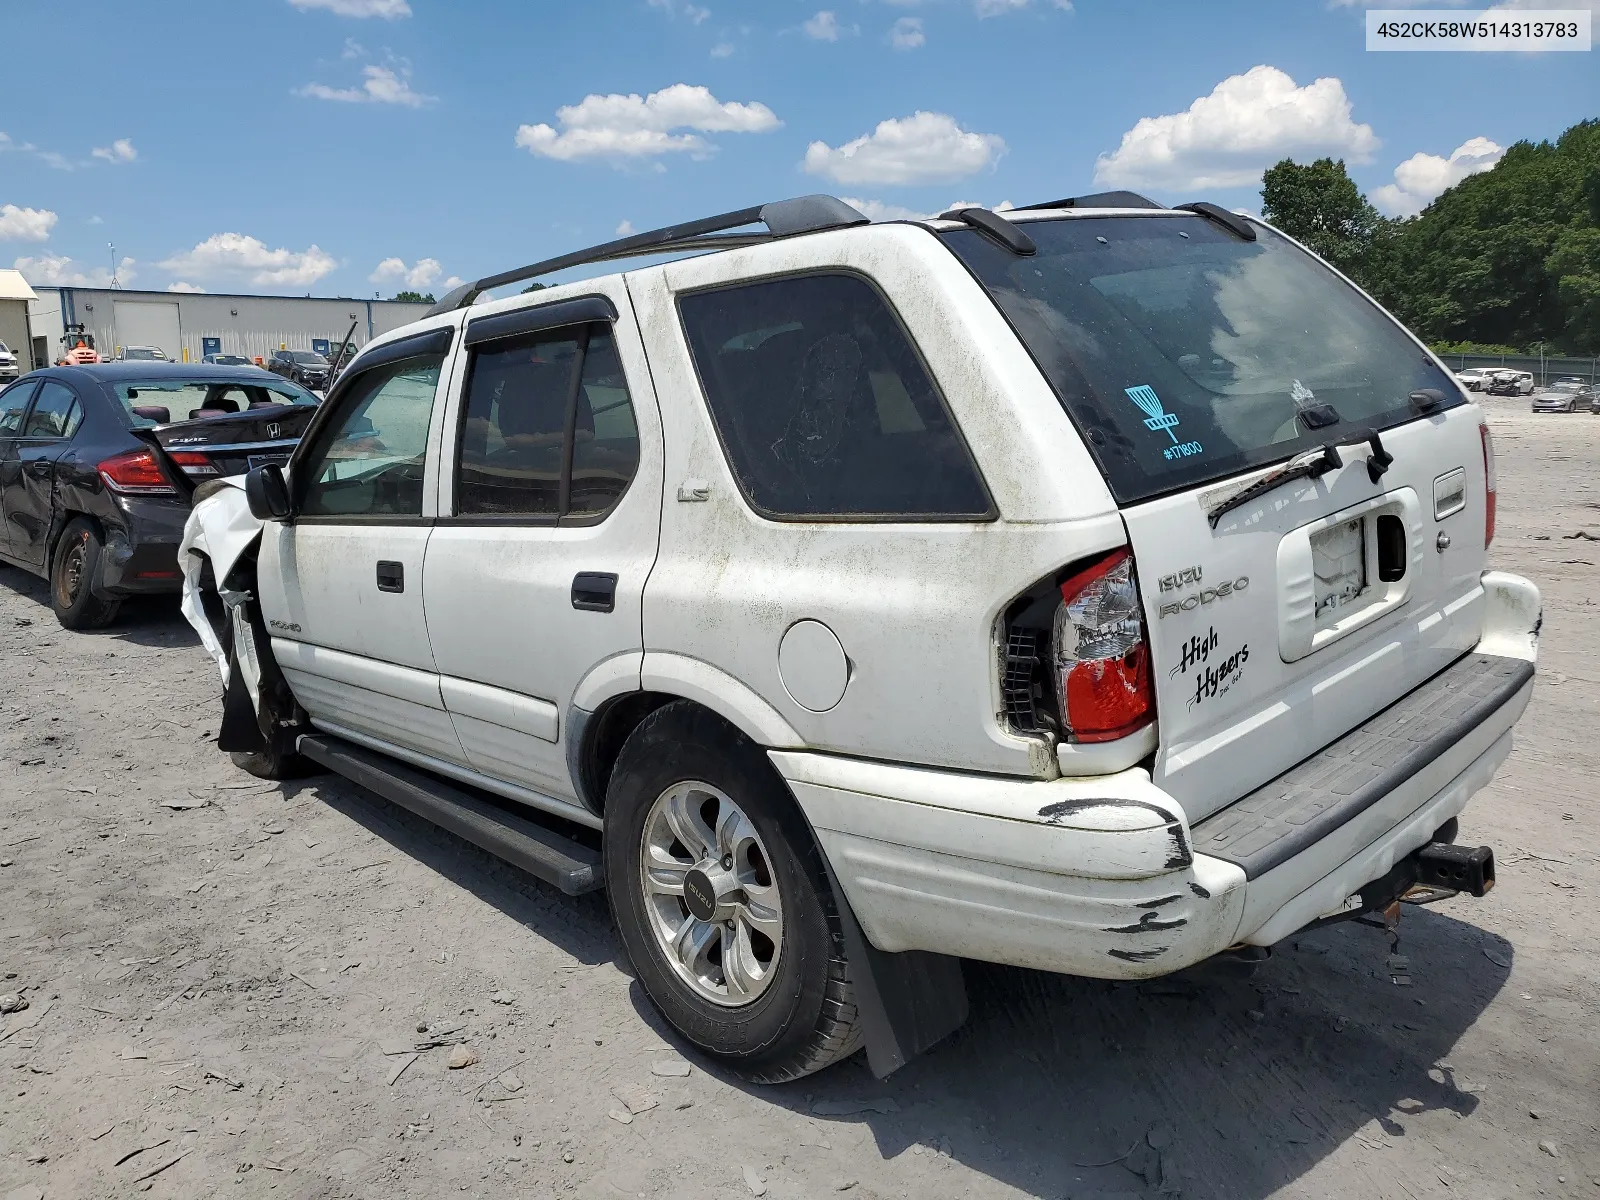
[25,286,432,371]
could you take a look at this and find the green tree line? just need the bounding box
[1261,118,1600,355]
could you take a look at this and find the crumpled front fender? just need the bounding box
[177,477,262,689]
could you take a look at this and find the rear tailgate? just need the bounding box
[1124,404,1490,822]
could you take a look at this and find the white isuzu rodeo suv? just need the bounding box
[178,191,1540,1083]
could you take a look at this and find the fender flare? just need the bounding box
[638,652,805,749]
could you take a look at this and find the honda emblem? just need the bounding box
[266,421,282,439]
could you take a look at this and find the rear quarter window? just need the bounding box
[677,272,992,521]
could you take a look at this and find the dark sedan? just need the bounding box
[267,349,332,390]
[0,363,318,630]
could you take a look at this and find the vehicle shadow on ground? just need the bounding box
[280,756,1512,1199]
[665,906,1511,1200]
[0,568,199,648]
[293,772,620,968]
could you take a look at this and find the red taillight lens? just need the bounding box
[1480,421,1496,548]
[98,448,175,495]
[1052,547,1154,743]
[167,450,220,477]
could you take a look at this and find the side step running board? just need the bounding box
[298,733,604,896]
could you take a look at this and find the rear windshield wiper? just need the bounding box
[1206,443,1342,528]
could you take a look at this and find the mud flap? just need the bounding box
[823,860,969,1078]
[217,647,264,753]
[216,589,307,755]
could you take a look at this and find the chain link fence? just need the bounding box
[1433,352,1599,386]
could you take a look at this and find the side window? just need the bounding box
[455,322,640,519]
[297,356,443,518]
[0,381,37,435]
[677,273,991,520]
[22,381,83,439]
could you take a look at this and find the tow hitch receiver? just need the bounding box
[1414,842,1496,898]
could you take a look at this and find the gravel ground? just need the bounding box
[0,398,1596,1200]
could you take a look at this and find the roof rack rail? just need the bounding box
[1175,201,1257,242]
[937,206,1036,256]
[1012,190,1164,212]
[426,194,870,316]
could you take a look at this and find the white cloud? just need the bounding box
[974,0,1071,13]
[890,16,924,47]
[0,205,58,242]
[842,196,1017,221]
[1093,65,1378,191]
[804,111,1006,186]
[616,219,636,236]
[299,63,433,106]
[944,198,1016,212]
[515,83,780,162]
[157,233,337,289]
[167,281,206,293]
[804,10,841,39]
[1371,136,1504,217]
[647,0,711,21]
[369,256,443,289]
[841,197,924,222]
[88,215,104,226]
[288,0,411,17]
[1,133,80,171]
[15,252,136,288]
[91,138,137,164]
[710,41,734,56]
[442,274,465,289]
[342,37,367,57]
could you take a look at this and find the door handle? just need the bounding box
[375,561,404,593]
[26,460,50,477]
[571,572,617,613]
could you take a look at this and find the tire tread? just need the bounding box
[608,701,864,1083]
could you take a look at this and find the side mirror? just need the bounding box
[245,463,293,521]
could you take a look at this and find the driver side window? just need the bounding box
[298,355,443,518]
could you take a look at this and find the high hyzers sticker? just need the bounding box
[1169,624,1249,709]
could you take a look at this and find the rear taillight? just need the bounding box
[1480,422,1496,548]
[98,449,176,495]
[1052,547,1154,743]
[168,450,220,477]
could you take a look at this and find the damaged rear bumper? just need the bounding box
[775,577,1538,979]
[773,751,1250,979]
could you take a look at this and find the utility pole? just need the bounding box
[108,242,121,289]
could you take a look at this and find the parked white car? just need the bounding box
[180,192,1539,1081]
[0,339,19,380]
[1486,369,1536,396]
[1454,368,1493,391]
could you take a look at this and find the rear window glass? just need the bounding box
[946,215,1461,504]
[678,273,991,520]
[116,378,318,426]
[455,324,641,519]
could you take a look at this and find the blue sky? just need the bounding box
[0,0,1593,298]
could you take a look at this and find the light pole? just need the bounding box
[108,242,120,289]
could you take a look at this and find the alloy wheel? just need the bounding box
[639,780,784,1007]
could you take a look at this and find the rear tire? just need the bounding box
[50,518,121,631]
[603,701,863,1083]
